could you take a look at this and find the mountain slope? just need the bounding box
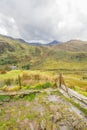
[54,40,87,52]
[33,40,87,70]
[0,35,50,68]
[0,36,87,70]
[46,40,61,46]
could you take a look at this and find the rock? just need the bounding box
[73,120,87,130]
[48,95,59,102]
[54,112,62,122]
[40,119,46,129]
[59,125,69,130]
[20,94,24,98]
[72,120,79,127]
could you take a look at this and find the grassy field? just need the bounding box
[0,70,87,96]
[0,70,87,129]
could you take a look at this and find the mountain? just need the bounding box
[16,38,27,43]
[54,40,87,52]
[29,40,61,46]
[29,42,43,46]
[0,35,49,68]
[47,40,61,46]
[0,35,87,70]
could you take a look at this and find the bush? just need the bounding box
[23,93,36,101]
[35,82,53,90]
[82,76,87,80]
[22,72,31,80]
[4,78,13,86]
[2,85,8,91]
[0,57,17,65]
[0,95,10,102]
[23,86,31,90]
[22,64,30,70]
[13,95,20,101]
[0,70,7,74]
[34,74,40,80]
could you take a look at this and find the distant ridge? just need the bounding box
[29,40,61,46]
[47,40,61,45]
[0,34,61,46]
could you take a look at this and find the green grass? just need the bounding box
[64,74,87,96]
[0,95,10,102]
[0,119,17,130]
[12,93,36,101]
[27,112,39,120]
[23,93,36,101]
[35,82,53,90]
[0,93,36,102]
[79,91,87,97]
[0,70,87,96]
[0,69,87,97]
[0,70,23,80]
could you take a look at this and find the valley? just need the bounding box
[0,35,87,70]
[0,35,87,130]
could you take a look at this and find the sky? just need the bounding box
[0,0,87,43]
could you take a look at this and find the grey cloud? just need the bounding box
[0,0,87,42]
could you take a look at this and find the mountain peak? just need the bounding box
[47,40,61,45]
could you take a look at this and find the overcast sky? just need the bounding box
[0,0,87,42]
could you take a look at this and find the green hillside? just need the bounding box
[55,40,87,52]
[0,35,49,69]
[0,35,87,70]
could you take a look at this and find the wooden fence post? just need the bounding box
[58,73,68,93]
[58,73,63,88]
[18,75,21,89]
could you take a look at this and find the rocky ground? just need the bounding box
[0,90,87,130]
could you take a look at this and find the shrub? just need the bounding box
[22,64,30,70]
[0,70,7,74]
[0,95,10,102]
[35,82,53,90]
[22,72,31,80]
[23,93,36,101]
[13,95,20,101]
[2,85,8,91]
[4,79,13,86]
[4,66,11,71]
[0,81,5,88]
[23,86,31,90]
[82,76,87,80]
[34,74,40,80]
